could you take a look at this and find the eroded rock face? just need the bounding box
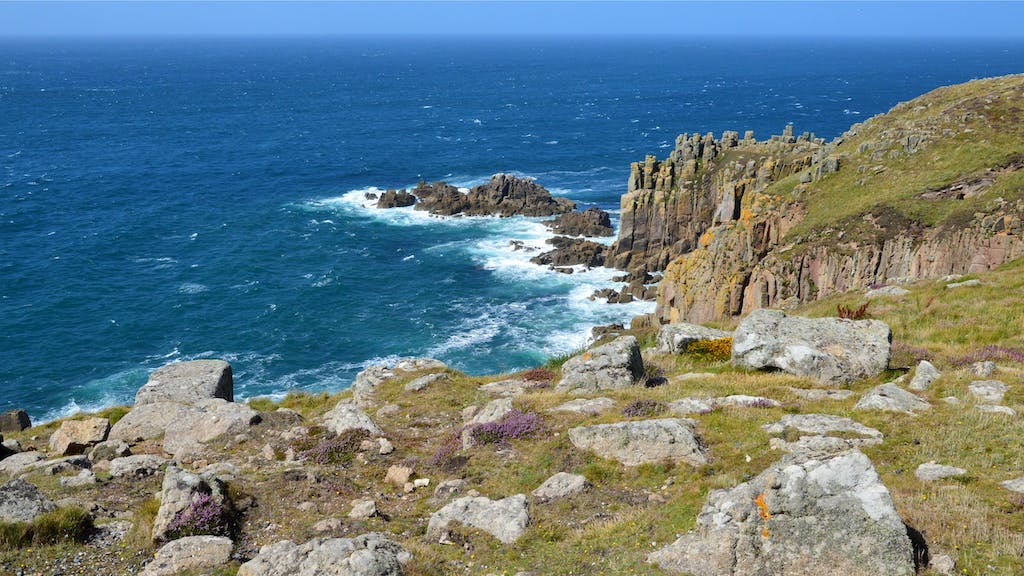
[135,360,234,406]
[237,533,410,576]
[568,419,708,467]
[49,417,110,456]
[656,323,732,354]
[322,401,384,436]
[0,478,55,523]
[732,310,891,385]
[141,535,233,576]
[427,494,529,545]
[410,174,575,218]
[530,236,609,268]
[648,450,917,576]
[376,189,416,209]
[556,336,644,394]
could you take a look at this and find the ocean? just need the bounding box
[2,36,1022,422]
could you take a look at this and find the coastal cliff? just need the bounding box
[611,74,1024,323]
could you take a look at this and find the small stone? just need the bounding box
[667,397,717,415]
[556,335,644,393]
[378,438,394,455]
[109,455,171,479]
[321,401,383,436]
[469,398,514,425]
[89,439,131,462]
[433,479,468,500]
[915,462,967,482]
[261,443,276,461]
[375,403,400,418]
[568,419,708,467]
[942,396,961,405]
[385,465,414,487]
[313,518,344,532]
[427,494,529,544]
[865,285,910,299]
[532,472,590,501]
[60,469,97,488]
[785,387,855,401]
[461,405,480,421]
[414,478,430,489]
[549,397,615,415]
[674,372,718,381]
[929,553,956,575]
[136,359,234,406]
[970,361,997,377]
[404,372,449,392]
[968,380,1008,403]
[908,360,941,391]
[656,323,731,354]
[977,404,1017,416]
[945,279,981,289]
[348,499,377,519]
[854,383,930,414]
[1000,477,1024,493]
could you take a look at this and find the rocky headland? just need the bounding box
[3,75,1024,576]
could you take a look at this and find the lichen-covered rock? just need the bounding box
[532,473,590,501]
[968,380,1009,403]
[648,450,917,576]
[0,409,32,433]
[556,336,644,393]
[89,439,131,462]
[908,360,941,391]
[548,397,615,415]
[855,383,930,414]
[468,398,513,426]
[152,466,229,542]
[403,372,448,392]
[322,401,383,436]
[237,533,410,576]
[0,451,45,476]
[48,417,110,456]
[656,323,731,354]
[135,359,234,406]
[915,462,967,482]
[0,478,55,523]
[352,358,446,408]
[109,454,171,479]
[163,400,261,458]
[568,419,708,467]
[142,535,233,576]
[732,310,891,385]
[865,285,910,299]
[427,494,529,544]
[763,414,883,455]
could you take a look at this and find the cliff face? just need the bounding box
[617,74,1024,323]
[608,127,834,273]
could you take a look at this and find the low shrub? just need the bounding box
[890,341,932,367]
[429,429,465,468]
[622,399,666,418]
[521,368,555,382]
[837,302,870,320]
[469,409,544,445]
[642,365,668,388]
[953,345,1024,366]
[165,492,232,540]
[685,338,733,362]
[292,427,370,466]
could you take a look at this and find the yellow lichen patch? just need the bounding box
[699,229,715,247]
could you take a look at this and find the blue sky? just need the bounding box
[2,1,1023,38]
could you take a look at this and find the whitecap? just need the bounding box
[177,283,208,294]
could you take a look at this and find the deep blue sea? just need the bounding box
[2,37,1022,422]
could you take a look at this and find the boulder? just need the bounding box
[135,360,233,406]
[60,469,97,488]
[322,401,383,436]
[478,379,529,397]
[352,358,446,408]
[48,417,110,456]
[908,360,941,391]
[970,361,997,378]
[0,478,55,523]
[548,397,615,416]
[556,336,644,393]
[152,466,229,542]
[468,398,514,426]
[384,465,413,488]
[532,473,590,501]
[667,397,718,415]
[0,451,45,476]
[968,380,1008,403]
[1000,477,1024,493]
[855,383,930,414]
[237,533,410,576]
[568,419,708,467]
[732,309,891,385]
[142,535,233,576]
[404,372,448,392]
[349,499,378,520]
[762,414,883,455]
[785,387,855,401]
[915,462,967,482]
[544,207,614,237]
[656,323,731,354]
[109,455,171,479]
[977,404,1016,416]
[427,494,529,544]
[89,439,131,462]
[865,285,910,299]
[669,395,781,416]
[648,450,917,576]
[376,189,416,209]
[109,402,197,443]
[0,409,32,433]
[161,399,261,457]
[530,236,609,268]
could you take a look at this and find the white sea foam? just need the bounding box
[177,282,208,294]
[426,313,501,357]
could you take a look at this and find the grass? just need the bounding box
[0,507,93,550]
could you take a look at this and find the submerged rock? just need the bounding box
[732,309,891,385]
[648,450,917,576]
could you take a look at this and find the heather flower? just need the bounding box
[953,345,1024,366]
[165,492,231,539]
[469,409,544,445]
[295,428,369,465]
